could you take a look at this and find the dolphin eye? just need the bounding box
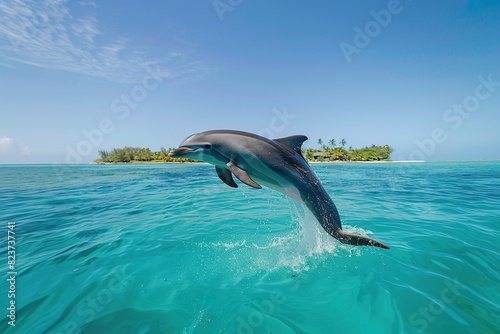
[203,144,211,149]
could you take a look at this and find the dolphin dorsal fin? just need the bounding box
[274,135,308,156]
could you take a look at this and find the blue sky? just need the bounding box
[0,0,499,163]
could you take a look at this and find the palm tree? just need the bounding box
[317,138,323,149]
[340,138,346,148]
[328,139,336,150]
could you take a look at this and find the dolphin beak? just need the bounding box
[169,146,194,157]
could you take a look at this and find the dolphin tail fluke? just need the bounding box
[337,231,390,249]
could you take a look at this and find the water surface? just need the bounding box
[0,162,499,333]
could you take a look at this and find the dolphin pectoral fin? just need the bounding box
[215,166,238,188]
[337,231,390,249]
[227,162,262,189]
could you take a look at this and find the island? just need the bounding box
[305,138,393,162]
[93,138,393,164]
[94,147,196,164]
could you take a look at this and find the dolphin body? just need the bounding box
[170,130,389,249]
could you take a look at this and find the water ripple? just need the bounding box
[0,162,499,333]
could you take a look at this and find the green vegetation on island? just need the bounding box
[94,147,196,163]
[305,138,394,162]
[93,138,393,164]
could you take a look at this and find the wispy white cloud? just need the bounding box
[0,136,14,153]
[0,137,37,159]
[0,136,14,145]
[0,0,209,83]
[21,145,32,156]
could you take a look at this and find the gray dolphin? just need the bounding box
[170,130,389,249]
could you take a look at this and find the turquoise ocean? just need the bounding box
[0,161,499,334]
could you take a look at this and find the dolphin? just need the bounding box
[170,130,389,249]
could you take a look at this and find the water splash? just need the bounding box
[199,200,372,274]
